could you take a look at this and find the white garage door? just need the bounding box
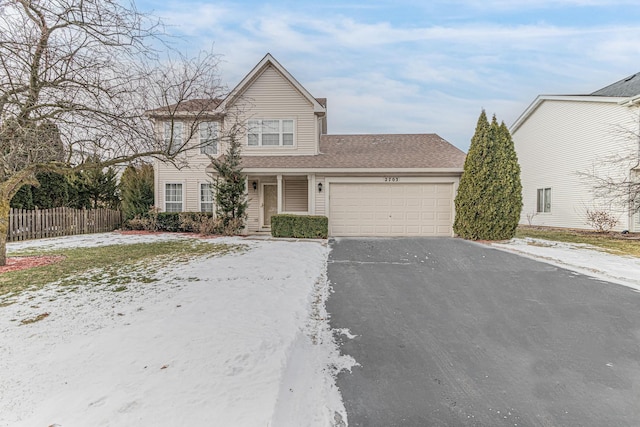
[329,183,454,237]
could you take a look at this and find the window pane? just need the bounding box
[283,133,294,145]
[262,120,279,133]
[536,189,543,213]
[163,122,171,147]
[165,183,182,212]
[200,122,218,155]
[200,183,213,212]
[166,202,182,212]
[282,120,294,133]
[173,122,183,146]
[262,134,279,146]
[544,188,551,213]
[200,184,213,202]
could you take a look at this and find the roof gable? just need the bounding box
[218,53,326,114]
[510,94,624,134]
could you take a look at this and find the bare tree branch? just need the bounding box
[0,0,228,265]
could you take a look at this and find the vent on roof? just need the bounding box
[625,73,638,82]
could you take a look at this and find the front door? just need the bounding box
[263,184,277,228]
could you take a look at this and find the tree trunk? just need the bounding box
[0,198,10,266]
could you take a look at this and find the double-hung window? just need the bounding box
[537,188,551,213]
[200,183,214,213]
[199,122,218,155]
[248,119,294,146]
[165,183,183,212]
[163,121,183,151]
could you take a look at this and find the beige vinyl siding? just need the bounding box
[229,65,318,156]
[513,100,638,231]
[246,176,262,232]
[155,160,213,212]
[315,176,326,216]
[283,177,308,212]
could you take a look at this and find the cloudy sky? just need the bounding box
[136,0,640,151]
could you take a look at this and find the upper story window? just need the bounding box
[163,121,183,151]
[199,122,218,155]
[537,188,551,213]
[247,119,294,147]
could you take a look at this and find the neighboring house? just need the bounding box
[511,73,640,232]
[152,53,466,237]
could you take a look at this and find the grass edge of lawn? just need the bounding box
[515,226,640,258]
[0,239,243,303]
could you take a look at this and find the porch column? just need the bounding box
[277,174,283,213]
[308,174,316,215]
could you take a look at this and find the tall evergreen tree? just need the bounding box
[120,163,154,220]
[210,129,247,234]
[454,111,522,240]
[10,185,34,209]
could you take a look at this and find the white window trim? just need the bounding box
[247,119,295,147]
[164,182,185,212]
[199,122,219,155]
[537,187,551,213]
[199,182,214,213]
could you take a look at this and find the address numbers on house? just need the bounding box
[384,177,399,182]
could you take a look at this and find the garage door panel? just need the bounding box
[329,183,454,237]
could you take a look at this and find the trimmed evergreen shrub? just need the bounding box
[453,111,523,240]
[120,163,154,220]
[156,212,181,232]
[271,214,328,239]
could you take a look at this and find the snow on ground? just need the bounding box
[489,237,640,291]
[0,232,355,427]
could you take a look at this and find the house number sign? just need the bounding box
[384,177,399,182]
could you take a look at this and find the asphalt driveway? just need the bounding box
[327,238,640,427]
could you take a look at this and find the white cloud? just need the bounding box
[139,2,640,150]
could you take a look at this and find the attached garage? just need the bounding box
[328,182,455,237]
[240,134,465,236]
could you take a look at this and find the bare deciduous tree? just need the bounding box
[577,119,640,229]
[0,0,226,265]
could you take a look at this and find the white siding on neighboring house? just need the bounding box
[229,65,319,156]
[513,99,639,231]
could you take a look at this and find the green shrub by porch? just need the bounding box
[271,214,328,239]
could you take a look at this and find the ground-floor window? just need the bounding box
[537,188,551,213]
[165,183,183,212]
[200,183,214,213]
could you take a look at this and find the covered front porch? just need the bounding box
[245,174,321,232]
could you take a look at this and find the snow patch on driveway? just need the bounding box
[490,237,640,291]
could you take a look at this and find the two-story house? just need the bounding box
[511,72,640,232]
[152,54,466,237]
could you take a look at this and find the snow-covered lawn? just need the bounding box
[0,233,355,427]
[490,237,640,291]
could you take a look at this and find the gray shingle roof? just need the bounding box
[239,134,466,170]
[591,72,640,97]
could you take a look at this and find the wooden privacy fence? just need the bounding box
[8,207,122,242]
